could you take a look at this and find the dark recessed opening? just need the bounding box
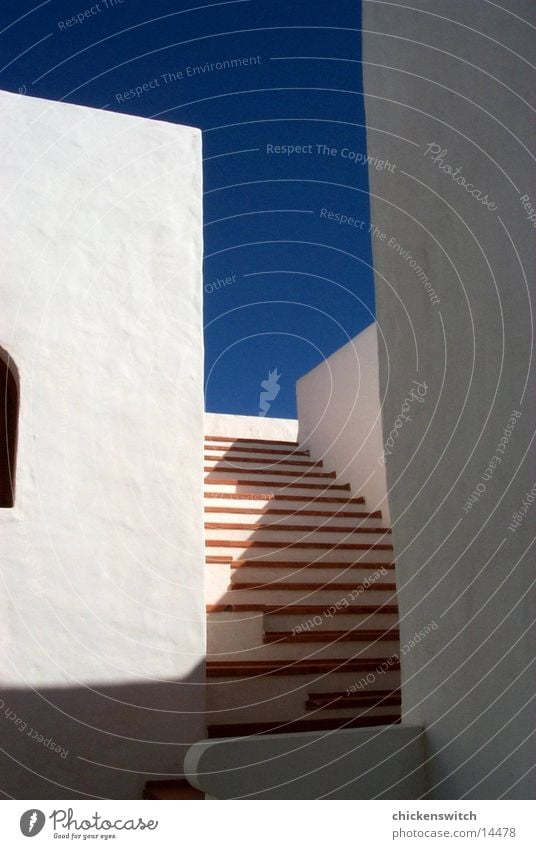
[0,349,19,508]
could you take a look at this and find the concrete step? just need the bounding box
[216,551,393,567]
[263,610,398,631]
[211,587,397,608]
[203,479,350,495]
[204,455,323,470]
[207,713,401,738]
[204,443,310,458]
[207,638,400,662]
[206,612,397,655]
[204,466,340,490]
[204,526,391,544]
[205,669,401,722]
[207,655,399,680]
[204,435,300,450]
[226,563,395,586]
[230,557,394,570]
[206,613,398,654]
[264,628,399,644]
[205,463,328,479]
[204,492,365,508]
[207,611,265,655]
[206,541,394,561]
[306,689,401,711]
[205,562,396,604]
[229,580,397,592]
[204,508,382,527]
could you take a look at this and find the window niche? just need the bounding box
[0,348,19,508]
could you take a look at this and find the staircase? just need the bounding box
[204,433,401,738]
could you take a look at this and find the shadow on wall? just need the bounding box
[0,667,205,800]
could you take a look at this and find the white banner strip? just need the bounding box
[1,799,534,847]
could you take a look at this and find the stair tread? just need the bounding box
[205,468,336,479]
[204,435,299,446]
[207,603,398,614]
[204,479,350,490]
[310,688,400,698]
[204,455,321,468]
[230,582,397,591]
[207,715,401,737]
[204,492,363,503]
[306,691,401,709]
[205,443,309,456]
[230,559,395,569]
[205,522,391,534]
[207,540,393,550]
[206,657,400,677]
[204,507,380,518]
[264,629,399,642]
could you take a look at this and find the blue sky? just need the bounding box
[0,0,374,418]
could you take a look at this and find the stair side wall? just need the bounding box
[297,324,390,522]
[204,412,298,442]
[362,0,536,799]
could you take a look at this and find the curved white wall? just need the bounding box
[0,91,205,799]
[362,1,536,799]
[185,724,425,799]
[297,324,390,522]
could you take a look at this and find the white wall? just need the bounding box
[0,91,205,799]
[362,1,536,799]
[205,412,297,442]
[185,724,426,799]
[297,324,390,522]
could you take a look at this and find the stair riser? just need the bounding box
[204,511,382,528]
[204,459,321,472]
[226,565,395,585]
[207,563,392,603]
[308,670,402,694]
[206,545,392,563]
[207,704,400,728]
[207,610,266,625]
[204,446,309,459]
[264,612,398,631]
[212,589,397,607]
[205,564,232,601]
[204,469,340,492]
[303,705,401,722]
[205,528,391,544]
[206,670,401,721]
[204,498,366,515]
[207,639,400,662]
[204,438,299,451]
[204,483,347,498]
[207,614,265,655]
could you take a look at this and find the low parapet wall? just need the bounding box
[296,324,390,522]
[185,724,425,799]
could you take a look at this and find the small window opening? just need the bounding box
[0,349,19,508]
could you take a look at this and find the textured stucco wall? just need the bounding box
[185,725,426,799]
[362,1,536,798]
[0,91,205,798]
[297,323,390,521]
